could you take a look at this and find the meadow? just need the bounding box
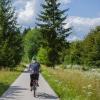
[0,64,25,96]
[42,66,100,100]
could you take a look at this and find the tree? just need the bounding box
[63,26,100,69]
[0,0,23,67]
[23,29,42,62]
[23,27,31,36]
[70,41,83,65]
[37,0,71,67]
[37,47,51,65]
[64,41,83,67]
[83,26,100,67]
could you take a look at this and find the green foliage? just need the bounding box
[70,41,83,65]
[0,0,23,68]
[22,27,31,36]
[0,35,23,67]
[23,29,42,62]
[36,0,71,67]
[37,47,51,65]
[37,47,60,67]
[64,41,83,65]
[64,26,100,69]
[83,26,100,67]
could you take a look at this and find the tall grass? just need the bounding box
[42,66,100,100]
[0,64,25,96]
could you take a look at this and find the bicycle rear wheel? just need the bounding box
[32,84,36,97]
[33,89,36,97]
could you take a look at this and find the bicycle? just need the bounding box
[31,80,37,97]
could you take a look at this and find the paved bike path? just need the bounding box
[0,67,59,100]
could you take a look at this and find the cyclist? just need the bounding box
[29,58,40,91]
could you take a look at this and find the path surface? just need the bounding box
[0,66,59,100]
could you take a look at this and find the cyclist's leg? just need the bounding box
[30,74,32,86]
[36,74,39,86]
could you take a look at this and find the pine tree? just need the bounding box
[23,27,31,36]
[37,0,71,67]
[0,0,23,67]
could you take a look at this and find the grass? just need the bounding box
[0,64,26,96]
[42,66,100,100]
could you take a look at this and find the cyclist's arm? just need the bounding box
[39,64,42,73]
[28,64,31,71]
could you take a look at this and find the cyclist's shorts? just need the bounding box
[30,73,39,80]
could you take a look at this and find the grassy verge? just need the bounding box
[42,66,100,100]
[0,64,26,96]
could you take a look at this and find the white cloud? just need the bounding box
[13,0,38,27]
[71,16,100,34]
[13,0,25,6]
[69,16,100,26]
[65,16,100,41]
[17,0,36,25]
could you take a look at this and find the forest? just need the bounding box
[0,0,100,70]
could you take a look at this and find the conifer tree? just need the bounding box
[0,0,23,67]
[37,0,71,67]
[23,27,31,36]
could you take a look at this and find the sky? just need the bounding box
[13,0,100,41]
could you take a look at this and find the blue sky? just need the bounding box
[13,0,100,41]
[68,0,100,18]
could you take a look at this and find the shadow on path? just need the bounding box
[1,86,27,99]
[37,92,58,99]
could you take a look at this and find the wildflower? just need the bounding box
[87,91,92,96]
[87,84,92,89]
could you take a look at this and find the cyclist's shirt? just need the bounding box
[29,62,40,74]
